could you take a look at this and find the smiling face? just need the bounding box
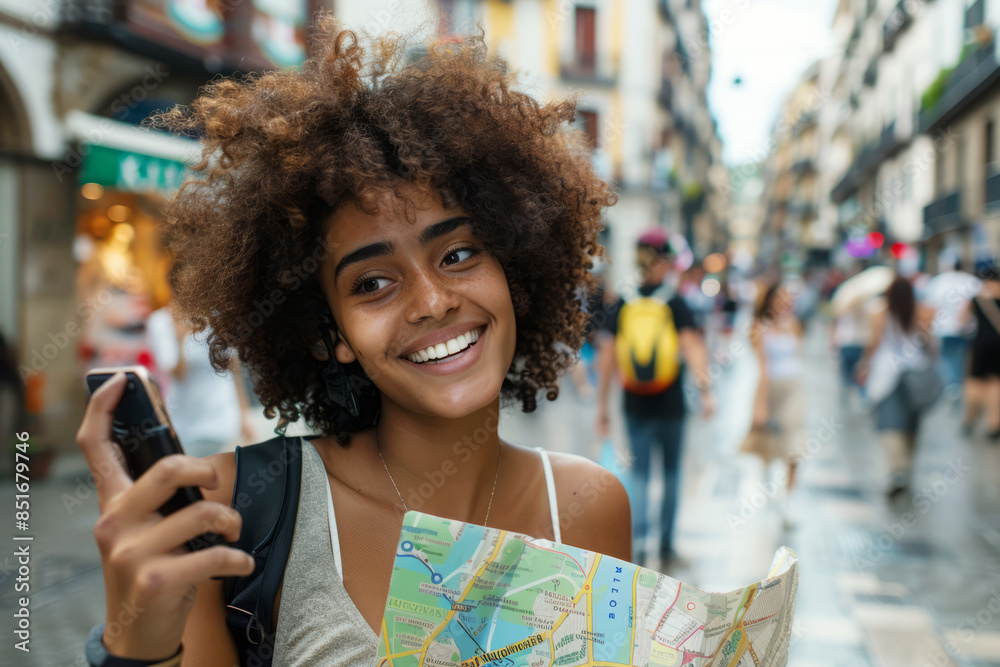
[318,185,517,420]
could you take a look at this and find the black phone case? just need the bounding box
[90,372,225,552]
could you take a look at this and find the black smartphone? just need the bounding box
[86,365,225,552]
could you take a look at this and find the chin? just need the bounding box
[420,385,501,420]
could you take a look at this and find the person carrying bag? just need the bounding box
[857,274,940,499]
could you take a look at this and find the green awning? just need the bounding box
[79,144,190,194]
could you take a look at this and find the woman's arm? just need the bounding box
[180,452,242,666]
[551,453,632,563]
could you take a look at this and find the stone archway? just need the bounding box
[0,61,32,155]
[0,59,32,346]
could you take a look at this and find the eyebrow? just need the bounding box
[333,216,473,280]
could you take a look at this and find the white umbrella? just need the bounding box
[831,266,894,316]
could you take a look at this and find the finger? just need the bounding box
[133,501,242,556]
[135,546,256,595]
[123,454,221,522]
[76,372,133,508]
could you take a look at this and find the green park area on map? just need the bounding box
[375,511,798,667]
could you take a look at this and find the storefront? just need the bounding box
[73,136,191,376]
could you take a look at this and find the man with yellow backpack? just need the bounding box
[596,228,714,568]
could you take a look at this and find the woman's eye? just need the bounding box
[353,276,391,294]
[444,247,477,266]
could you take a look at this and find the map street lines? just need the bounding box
[375,511,798,667]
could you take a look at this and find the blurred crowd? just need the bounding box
[574,230,1000,567]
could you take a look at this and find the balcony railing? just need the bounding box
[790,157,816,176]
[792,110,818,137]
[876,120,908,162]
[883,0,913,52]
[788,199,817,219]
[657,78,674,110]
[966,0,985,30]
[830,142,879,204]
[919,42,1000,132]
[923,191,963,236]
[987,170,1000,210]
[863,59,878,87]
[559,58,617,87]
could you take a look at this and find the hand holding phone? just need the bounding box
[85,366,226,552]
[77,369,255,660]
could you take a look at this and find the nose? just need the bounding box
[404,268,462,322]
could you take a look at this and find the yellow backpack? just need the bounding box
[615,286,680,394]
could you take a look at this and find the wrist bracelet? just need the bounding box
[86,623,183,667]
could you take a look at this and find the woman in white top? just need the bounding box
[857,275,937,498]
[743,282,805,500]
[146,304,256,458]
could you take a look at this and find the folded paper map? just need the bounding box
[375,511,798,667]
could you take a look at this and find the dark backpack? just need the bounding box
[222,434,303,667]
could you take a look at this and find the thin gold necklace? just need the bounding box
[376,430,503,527]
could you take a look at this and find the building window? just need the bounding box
[986,119,994,168]
[575,6,596,74]
[935,147,945,195]
[440,0,477,35]
[957,135,965,193]
[578,110,599,150]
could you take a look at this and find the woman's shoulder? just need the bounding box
[531,447,632,562]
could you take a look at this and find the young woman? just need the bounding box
[743,282,805,503]
[75,17,630,667]
[856,274,937,498]
[963,263,1000,439]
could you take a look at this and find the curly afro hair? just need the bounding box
[152,14,617,443]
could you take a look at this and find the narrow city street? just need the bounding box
[5,316,1000,666]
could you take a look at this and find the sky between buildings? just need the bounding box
[704,0,840,166]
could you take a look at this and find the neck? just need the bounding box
[373,397,504,522]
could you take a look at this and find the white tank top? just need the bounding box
[271,438,562,666]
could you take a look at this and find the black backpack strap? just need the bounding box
[222,434,303,667]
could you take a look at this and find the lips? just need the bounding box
[406,327,481,363]
[399,325,487,375]
[400,323,488,359]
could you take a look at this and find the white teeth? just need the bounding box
[406,328,482,364]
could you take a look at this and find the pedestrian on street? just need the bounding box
[74,18,629,667]
[146,300,257,457]
[831,294,873,402]
[856,274,939,498]
[924,259,979,402]
[596,228,715,568]
[740,281,805,523]
[963,261,1000,439]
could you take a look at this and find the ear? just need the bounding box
[333,331,357,364]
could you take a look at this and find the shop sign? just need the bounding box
[79,145,189,194]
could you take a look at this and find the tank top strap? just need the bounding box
[318,443,345,576]
[534,447,562,543]
[323,442,563,574]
